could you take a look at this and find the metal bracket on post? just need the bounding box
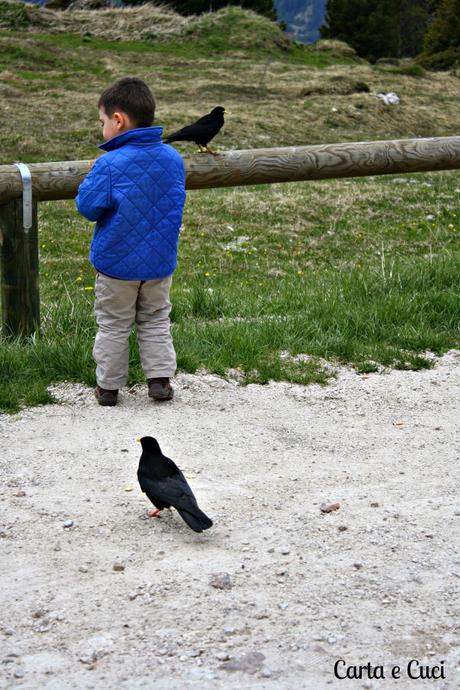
[14,162,33,234]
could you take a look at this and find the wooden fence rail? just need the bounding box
[1,136,460,202]
[1,135,460,335]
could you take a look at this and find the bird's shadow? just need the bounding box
[137,508,216,542]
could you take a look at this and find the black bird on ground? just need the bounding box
[137,436,213,533]
[162,106,226,154]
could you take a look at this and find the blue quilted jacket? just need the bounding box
[75,127,186,280]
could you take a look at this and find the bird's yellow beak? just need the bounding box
[135,437,141,443]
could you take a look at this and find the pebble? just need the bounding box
[78,566,89,573]
[320,502,340,513]
[280,546,290,555]
[185,649,202,658]
[220,651,265,674]
[209,572,232,590]
[112,562,125,572]
[13,669,25,679]
[31,608,47,619]
[63,520,73,529]
[78,653,97,667]
[128,590,144,600]
[34,620,52,633]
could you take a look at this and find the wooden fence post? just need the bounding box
[0,198,39,337]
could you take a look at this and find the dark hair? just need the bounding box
[98,77,155,127]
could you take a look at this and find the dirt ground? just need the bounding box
[1,351,459,690]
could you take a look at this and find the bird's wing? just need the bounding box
[194,112,215,125]
[164,121,215,141]
[139,472,200,511]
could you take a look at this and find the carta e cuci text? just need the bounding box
[334,659,446,680]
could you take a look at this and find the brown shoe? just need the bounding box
[94,385,118,406]
[147,377,173,401]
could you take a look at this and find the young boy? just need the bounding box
[76,77,186,406]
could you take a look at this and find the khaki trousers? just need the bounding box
[93,272,176,390]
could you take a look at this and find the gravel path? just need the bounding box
[1,351,459,690]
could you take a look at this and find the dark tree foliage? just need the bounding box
[399,0,442,57]
[320,0,399,61]
[423,0,460,53]
[420,0,460,68]
[320,0,443,61]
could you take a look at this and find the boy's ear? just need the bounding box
[112,110,135,131]
[112,111,125,129]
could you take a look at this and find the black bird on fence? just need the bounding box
[162,106,226,154]
[137,436,213,533]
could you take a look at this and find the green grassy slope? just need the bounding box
[0,3,459,412]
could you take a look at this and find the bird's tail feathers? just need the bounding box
[176,507,213,533]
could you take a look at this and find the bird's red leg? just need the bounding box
[205,146,219,155]
[146,509,162,518]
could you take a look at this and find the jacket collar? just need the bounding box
[99,126,164,151]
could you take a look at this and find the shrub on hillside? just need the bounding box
[0,0,30,28]
[418,46,460,69]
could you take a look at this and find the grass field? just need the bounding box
[0,4,459,412]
